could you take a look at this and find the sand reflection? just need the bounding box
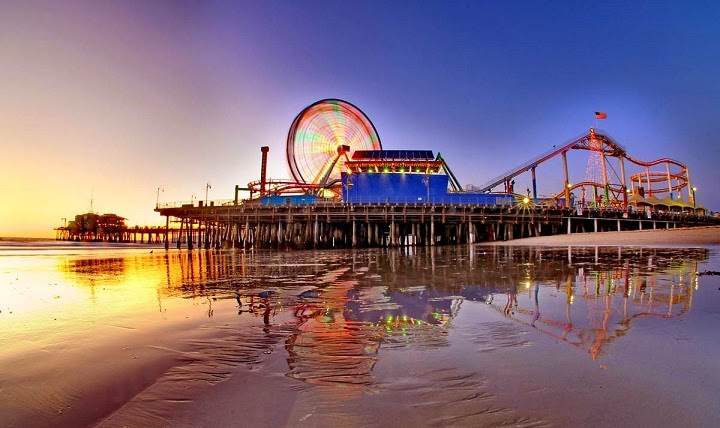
[0,243,714,427]
[166,245,707,386]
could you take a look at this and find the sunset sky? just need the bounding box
[2,0,718,238]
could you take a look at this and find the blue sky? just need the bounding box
[1,0,718,236]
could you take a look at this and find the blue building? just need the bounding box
[340,150,513,205]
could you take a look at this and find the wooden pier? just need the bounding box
[55,225,180,244]
[155,201,716,250]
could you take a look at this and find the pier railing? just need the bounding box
[157,198,717,217]
[157,199,237,209]
[159,197,520,209]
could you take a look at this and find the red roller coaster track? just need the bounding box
[476,128,693,208]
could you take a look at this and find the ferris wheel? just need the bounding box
[286,99,382,186]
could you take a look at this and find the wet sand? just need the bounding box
[2,241,720,427]
[481,225,720,246]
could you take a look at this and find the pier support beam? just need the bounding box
[313,217,319,248]
[188,220,194,250]
[165,216,170,250]
[390,217,395,246]
[430,216,435,246]
[177,219,184,249]
[352,220,357,248]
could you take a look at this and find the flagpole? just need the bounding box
[593,111,607,130]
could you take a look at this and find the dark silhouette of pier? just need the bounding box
[154,200,715,250]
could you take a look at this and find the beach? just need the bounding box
[1,239,720,427]
[482,225,720,247]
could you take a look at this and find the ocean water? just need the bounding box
[1,240,719,427]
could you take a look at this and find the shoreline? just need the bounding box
[479,225,720,246]
[5,226,720,249]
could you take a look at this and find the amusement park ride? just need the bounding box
[244,99,384,198]
[242,99,480,204]
[241,99,700,213]
[474,127,696,211]
[152,98,713,251]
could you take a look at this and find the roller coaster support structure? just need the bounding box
[532,166,538,205]
[562,151,571,206]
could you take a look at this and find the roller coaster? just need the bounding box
[241,99,700,212]
[475,128,695,210]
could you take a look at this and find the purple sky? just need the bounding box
[1,0,718,236]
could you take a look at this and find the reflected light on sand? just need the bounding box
[1,243,717,428]
[0,252,190,356]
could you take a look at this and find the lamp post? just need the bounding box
[205,182,212,207]
[156,185,164,208]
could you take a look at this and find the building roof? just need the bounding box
[352,150,434,161]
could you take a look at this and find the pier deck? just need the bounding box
[155,201,715,250]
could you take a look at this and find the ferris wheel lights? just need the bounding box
[523,197,530,204]
[287,99,381,186]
